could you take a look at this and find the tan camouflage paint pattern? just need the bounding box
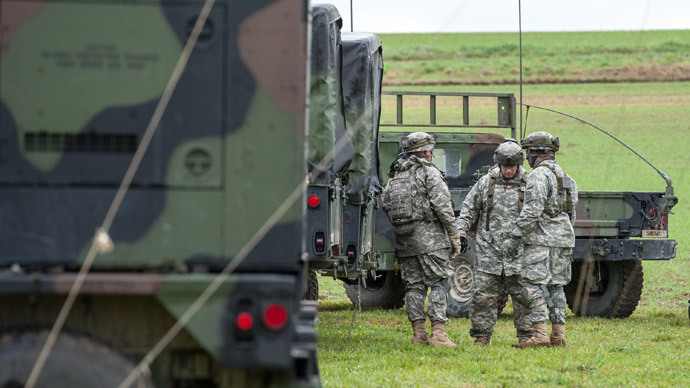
[238,0,307,121]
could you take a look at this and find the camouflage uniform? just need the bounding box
[384,155,458,324]
[512,159,578,325]
[456,165,532,342]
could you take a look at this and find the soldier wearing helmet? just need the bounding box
[504,131,578,348]
[382,132,462,347]
[455,139,533,346]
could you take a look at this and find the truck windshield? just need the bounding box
[433,148,462,180]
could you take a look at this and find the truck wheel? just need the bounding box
[447,254,474,318]
[446,248,510,318]
[343,271,405,309]
[0,331,155,388]
[304,268,319,301]
[565,260,644,318]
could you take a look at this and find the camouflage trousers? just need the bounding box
[400,249,453,323]
[520,245,573,325]
[469,270,532,340]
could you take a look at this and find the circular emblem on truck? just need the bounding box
[185,148,212,177]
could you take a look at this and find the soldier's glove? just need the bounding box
[450,235,463,258]
[460,236,469,253]
[502,234,521,259]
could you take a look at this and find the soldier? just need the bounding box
[382,132,463,347]
[455,140,533,346]
[504,131,578,348]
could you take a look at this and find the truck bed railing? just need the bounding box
[381,91,517,138]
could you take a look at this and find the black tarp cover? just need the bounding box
[341,32,383,203]
[308,4,353,183]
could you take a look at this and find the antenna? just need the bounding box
[518,0,523,139]
[350,0,354,32]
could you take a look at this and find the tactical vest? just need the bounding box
[542,163,575,222]
[382,163,436,236]
[485,171,527,231]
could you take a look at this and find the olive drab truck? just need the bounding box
[0,0,319,387]
[373,91,678,319]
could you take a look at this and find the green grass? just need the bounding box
[316,37,690,386]
[378,30,690,84]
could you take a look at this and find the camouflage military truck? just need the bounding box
[366,91,678,320]
[0,0,319,387]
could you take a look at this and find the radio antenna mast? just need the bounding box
[518,0,524,138]
[350,0,354,31]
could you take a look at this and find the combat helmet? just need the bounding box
[400,132,435,154]
[521,131,560,153]
[493,140,524,166]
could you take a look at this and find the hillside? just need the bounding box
[378,30,690,85]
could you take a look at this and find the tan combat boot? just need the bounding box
[550,324,566,347]
[512,322,551,348]
[411,320,429,345]
[429,321,457,348]
[511,337,529,347]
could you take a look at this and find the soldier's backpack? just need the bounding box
[382,164,429,236]
[542,163,575,222]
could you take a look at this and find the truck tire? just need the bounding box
[304,268,319,301]
[447,253,474,318]
[446,246,510,318]
[0,330,155,388]
[343,271,405,309]
[565,260,644,318]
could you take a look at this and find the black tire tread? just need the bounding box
[608,260,644,318]
[0,330,154,388]
[304,269,319,301]
[343,272,405,309]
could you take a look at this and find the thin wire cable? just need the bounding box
[520,102,673,188]
[23,1,216,387]
[118,97,375,387]
[118,179,306,388]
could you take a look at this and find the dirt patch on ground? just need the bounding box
[383,64,690,86]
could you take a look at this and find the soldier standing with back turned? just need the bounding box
[456,140,533,346]
[503,131,578,348]
[382,132,463,347]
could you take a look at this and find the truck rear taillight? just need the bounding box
[314,232,325,253]
[307,194,320,208]
[263,303,288,330]
[346,244,356,266]
[236,311,254,331]
[649,208,658,218]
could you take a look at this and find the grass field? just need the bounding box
[315,29,690,387]
[378,30,690,85]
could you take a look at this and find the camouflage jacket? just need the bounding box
[456,165,527,276]
[512,160,578,247]
[382,156,458,257]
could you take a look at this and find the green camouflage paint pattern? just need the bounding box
[156,274,236,360]
[1,1,181,171]
[88,90,303,265]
